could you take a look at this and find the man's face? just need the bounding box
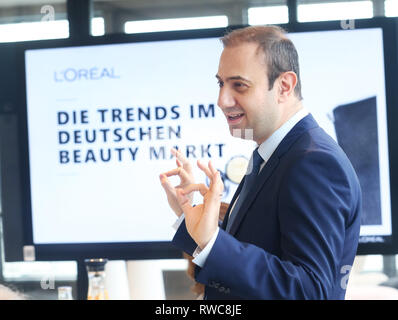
[216,42,281,144]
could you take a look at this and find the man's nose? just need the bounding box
[217,87,236,109]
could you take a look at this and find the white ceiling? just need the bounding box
[0,0,372,9]
[0,0,65,7]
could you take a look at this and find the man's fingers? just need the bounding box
[171,148,193,171]
[176,158,183,168]
[198,160,221,189]
[203,171,224,216]
[208,161,218,175]
[206,171,224,205]
[159,173,169,186]
[162,168,180,177]
[197,160,212,179]
[162,167,191,182]
[159,174,175,193]
[210,170,224,196]
[182,183,209,197]
[176,188,194,213]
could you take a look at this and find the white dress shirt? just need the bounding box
[173,108,309,267]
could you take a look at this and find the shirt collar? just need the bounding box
[257,108,309,165]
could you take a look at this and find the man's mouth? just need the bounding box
[226,113,245,124]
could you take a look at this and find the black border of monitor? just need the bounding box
[8,17,398,261]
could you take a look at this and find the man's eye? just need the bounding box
[217,81,224,88]
[233,82,247,90]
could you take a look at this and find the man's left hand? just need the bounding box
[176,160,224,249]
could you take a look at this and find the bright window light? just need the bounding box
[385,0,398,17]
[2,261,77,281]
[124,16,228,34]
[91,17,105,36]
[248,6,289,25]
[0,20,69,43]
[298,1,373,22]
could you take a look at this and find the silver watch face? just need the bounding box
[225,156,249,184]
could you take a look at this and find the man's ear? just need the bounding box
[277,71,297,103]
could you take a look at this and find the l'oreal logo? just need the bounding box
[54,67,120,82]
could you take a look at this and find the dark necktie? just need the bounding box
[226,148,263,233]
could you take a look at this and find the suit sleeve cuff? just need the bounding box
[192,227,220,268]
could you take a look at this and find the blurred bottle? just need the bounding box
[85,258,109,300]
[58,286,73,300]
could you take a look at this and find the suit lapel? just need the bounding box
[228,156,279,235]
[221,177,245,230]
[226,114,319,236]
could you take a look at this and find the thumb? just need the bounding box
[176,188,193,214]
[159,174,175,195]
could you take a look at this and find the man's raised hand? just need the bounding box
[159,148,195,217]
[176,160,224,249]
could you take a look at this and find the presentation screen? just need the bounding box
[25,37,256,247]
[21,23,395,259]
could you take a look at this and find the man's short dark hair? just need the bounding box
[221,26,303,100]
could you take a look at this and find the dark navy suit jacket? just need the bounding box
[172,114,362,299]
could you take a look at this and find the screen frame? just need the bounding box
[7,17,398,261]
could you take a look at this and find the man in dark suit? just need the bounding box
[159,26,361,299]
